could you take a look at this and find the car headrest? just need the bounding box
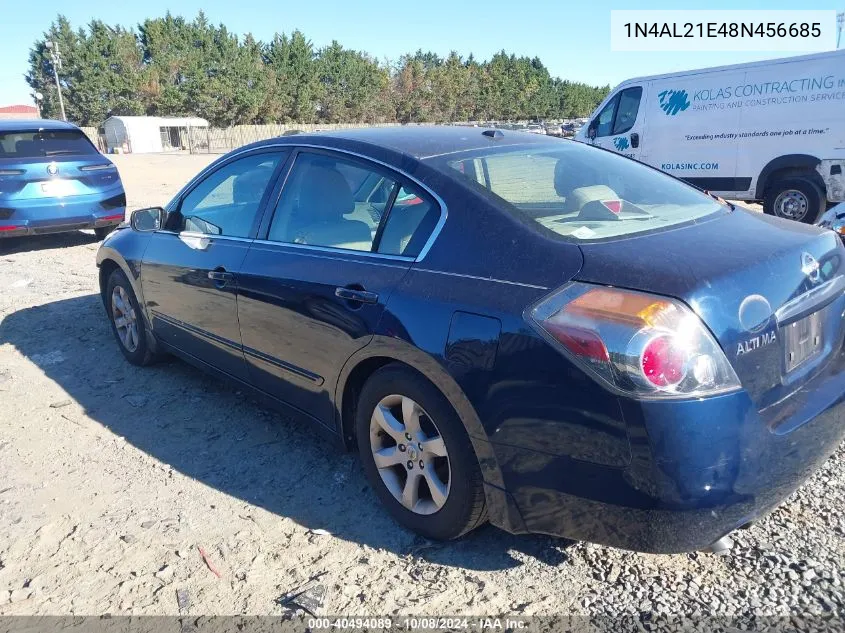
[15,140,37,155]
[233,165,274,206]
[299,165,354,220]
[570,185,619,212]
[554,158,599,199]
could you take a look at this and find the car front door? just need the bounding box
[140,149,289,380]
[588,86,646,163]
[235,148,442,428]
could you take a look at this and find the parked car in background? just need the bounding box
[816,201,845,243]
[0,119,125,240]
[526,124,547,135]
[97,126,845,554]
[576,49,845,224]
[561,122,578,137]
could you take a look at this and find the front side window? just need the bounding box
[268,152,398,252]
[594,96,619,137]
[177,151,286,238]
[437,143,725,242]
[0,129,98,157]
[612,87,643,135]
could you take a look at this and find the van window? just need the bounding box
[612,87,642,135]
[436,142,725,242]
[594,96,618,137]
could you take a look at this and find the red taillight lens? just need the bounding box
[0,225,22,232]
[527,283,741,398]
[640,335,685,387]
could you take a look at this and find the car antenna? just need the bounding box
[482,129,504,139]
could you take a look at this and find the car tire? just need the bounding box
[95,226,116,240]
[356,363,487,540]
[764,176,825,224]
[106,268,157,366]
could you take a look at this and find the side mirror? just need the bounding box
[587,124,597,140]
[130,207,165,232]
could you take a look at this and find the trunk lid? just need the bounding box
[575,208,845,410]
[0,155,120,203]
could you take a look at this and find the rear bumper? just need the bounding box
[488,347,845,553]
[0,190,126,238]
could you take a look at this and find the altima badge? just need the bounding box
[736,330,777,356]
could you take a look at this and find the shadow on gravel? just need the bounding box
[0,293,575,572]
[0,231,100,255]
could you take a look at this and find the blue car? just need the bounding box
[0,119,125,240]
[96,127,845,553]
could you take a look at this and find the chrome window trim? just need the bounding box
[251,239,415,262]
[220,142,448,262]
[153,230,254,244]
[162,141,448,262]
[413,267,549,290]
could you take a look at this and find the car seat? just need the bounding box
[279,165,372,251]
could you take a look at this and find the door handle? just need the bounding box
[630,132,640,149]
[335,287,379,304]
[208,268,234,288]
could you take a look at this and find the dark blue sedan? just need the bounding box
[0,119,126,240]
[96,127,845,553]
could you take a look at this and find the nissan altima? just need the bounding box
[96,127,845,553]
[0,119,126,240]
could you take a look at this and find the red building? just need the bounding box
[0,105,40,120]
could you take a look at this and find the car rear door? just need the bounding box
[140,148,289,381]
[235,148,443,428]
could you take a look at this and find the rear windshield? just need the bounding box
[433,142,725,241]
[0,130,97,158]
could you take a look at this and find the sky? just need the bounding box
[0,0,842,106]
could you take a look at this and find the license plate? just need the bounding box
[40,180,75,197]
[784,311,824,373]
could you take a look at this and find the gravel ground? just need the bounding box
[0,153,842,619]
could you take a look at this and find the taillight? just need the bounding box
[527,282,740,399]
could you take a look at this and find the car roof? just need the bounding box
[0,119,81,133]
[285,125,563,159]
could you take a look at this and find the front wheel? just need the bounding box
[764,177,825,224]
[356,364,487,540]
[106,269,157,366]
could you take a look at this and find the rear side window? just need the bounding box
[0,130,97,157]
[377,185,440,258]
[437,143,724,242]
[267,152,397,251]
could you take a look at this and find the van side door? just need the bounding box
[587,85,647,164]
[643,74,744,196]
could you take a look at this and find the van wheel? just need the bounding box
[356,363,487,540]
[764,177,824,224]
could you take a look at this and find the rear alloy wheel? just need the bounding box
[369,394,451,515]
[106,268,157,366]
[356,364,487,540]
[764,177,825,224]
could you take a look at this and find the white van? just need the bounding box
[575,49,845,223]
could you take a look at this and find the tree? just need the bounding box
[25,12,610,126]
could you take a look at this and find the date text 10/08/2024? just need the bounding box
[307,618,529,630]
